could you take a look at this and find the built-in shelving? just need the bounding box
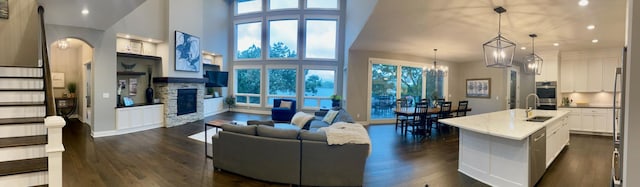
[116,71,146,76]
[116,52,162,61]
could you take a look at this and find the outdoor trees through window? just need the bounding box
[304,69,335,108]
[236,68,261,104]
[268,68,297,105]
[236,22,262,59]
[269,19,298,58]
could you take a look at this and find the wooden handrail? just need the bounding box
[38,6,56,116]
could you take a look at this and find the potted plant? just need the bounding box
[330,94,342,107]
[67,82,77,98]
[224,96,236,111]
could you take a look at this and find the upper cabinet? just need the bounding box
[559,49,621,93]
[535,50,559,82]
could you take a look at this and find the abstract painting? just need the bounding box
[175,31,200,72]
[0,0,7,19]
[466,78,491,98]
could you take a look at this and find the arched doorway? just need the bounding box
[50,38,93,127]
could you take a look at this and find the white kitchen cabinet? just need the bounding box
[535,50,559,82]
[560,60,574,93]
[546,115,569,167]
[563,108,613,134]
[566,108,581,130]
[573,61,588,92]
[587,59,603,92]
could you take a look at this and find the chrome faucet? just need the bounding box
[526,93,540,118]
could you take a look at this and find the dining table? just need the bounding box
[394,106,472,136]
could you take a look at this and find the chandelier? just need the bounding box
[482,6,516,68]
[524,34,543,75]
[427,49,448,77]
[57,39,69,50]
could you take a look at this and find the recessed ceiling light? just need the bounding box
[147,38,153,42]
[81,9,89,15]
[125,34,130,39]
[587,25,595,30]
[553,43,560,46]
[521,46,527,50]
[592,39,599,43]
[578,0,589,6]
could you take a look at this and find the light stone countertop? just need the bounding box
[440,109,570,141]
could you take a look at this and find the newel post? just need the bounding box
[45,116,65,187]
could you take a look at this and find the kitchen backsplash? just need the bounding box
[561,92,620,107]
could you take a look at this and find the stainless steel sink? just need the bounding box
[526,116,554,122]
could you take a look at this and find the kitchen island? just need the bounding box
[440,109,570,187]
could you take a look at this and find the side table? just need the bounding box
[204,120,229,158]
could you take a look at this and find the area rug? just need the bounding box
[187,121,247,144]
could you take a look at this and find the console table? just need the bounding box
[55,97,76,119]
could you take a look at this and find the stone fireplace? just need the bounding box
[153,77,206,127]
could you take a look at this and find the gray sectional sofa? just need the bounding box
[212,108,368,186]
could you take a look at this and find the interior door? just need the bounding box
[507,67,520,109]
[84,63,92,126]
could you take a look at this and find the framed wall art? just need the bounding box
[0,0,8,19]
[175,30,201,72]
[466,78,491,98]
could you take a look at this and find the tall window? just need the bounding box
[237,0,262,15]
[425,70,445,100]
[236,22,262,60]
[270,0,298,10]
[306,0,338,9]
[401,66,423,101]
[235,68,262,105]
[268,19,298,59]
[303,68,335,109]
[267,67,297,106]
[305,19,337,59]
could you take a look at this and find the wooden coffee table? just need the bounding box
[204,119,231,158]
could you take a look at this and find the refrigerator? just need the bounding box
[612,47,626,187]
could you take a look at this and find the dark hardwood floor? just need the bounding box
[62,112,613,187]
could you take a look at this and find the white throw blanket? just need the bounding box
[319,122,371,146]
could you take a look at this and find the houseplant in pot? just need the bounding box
[224,96,236,111]
[330,94,342,108]
[67,82,77,98]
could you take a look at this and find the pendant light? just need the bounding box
[57,39,69,50]
[524,34,543,75]
[427,49,448,77]
[482,6,516,68]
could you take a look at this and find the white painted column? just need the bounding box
[45,116,65,187]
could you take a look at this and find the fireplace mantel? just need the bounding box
[153,77,207,84]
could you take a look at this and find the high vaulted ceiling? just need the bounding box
[351,0,627,63]
[37,0,146,30]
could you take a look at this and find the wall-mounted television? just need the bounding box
[205,71,228,87]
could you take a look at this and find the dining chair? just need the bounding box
[436,98,446,107]
[456,100,469,117]
[395,98,411,133]
[406,102,429,136]
[433,101,452,136]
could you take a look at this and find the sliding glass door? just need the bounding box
[371,64,397,119]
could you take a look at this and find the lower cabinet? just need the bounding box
[546,116,570,167]
[561,108,614,134]
[116,104,164,131]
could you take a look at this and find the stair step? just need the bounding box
[0,102,44,107]
[0,123,46,139]
[0,76,43,79]
[0,91,44,103]
[31,185,48,187]
[0,135,47,148]
[0,117,44,125]
[0,106,46,119]
[0,67,42,78]
[0,78,44,90]
[0,158,48,177]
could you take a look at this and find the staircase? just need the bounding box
[0,6,66,187]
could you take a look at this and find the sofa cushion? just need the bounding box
[247,120,275,126]
[322,110,340,124]
[291,112,315,128]
[257,125,300,140]
[308,120,330,131]
[333,109,355,123]
[221,124,257,135]
[280,101,292,109]
[299,130,327,142]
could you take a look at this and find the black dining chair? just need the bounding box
[432,101,452,136]
[435,98,446,107]
[405,102,429,136]
[395,98,411,133]
[455,100,469,117]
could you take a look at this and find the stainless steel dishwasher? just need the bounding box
[529,127,546,186]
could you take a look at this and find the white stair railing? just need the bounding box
[45,116,65,187]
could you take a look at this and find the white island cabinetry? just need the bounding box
[440,109,570,187]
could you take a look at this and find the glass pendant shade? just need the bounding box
[482,7,516,68]
[523,34,543,75]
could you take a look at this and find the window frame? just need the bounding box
[301,65,337,110]
[234,18,264,62]
[266,15,301,61]
[233,65,263,107]
[265,65,299,107]
[236,0,263,16]
[267,0,300,11]
[304,0,340,10]
[303,15,340,61]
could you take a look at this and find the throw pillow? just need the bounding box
[322,110,340,124]
[291,112,314,128]
[279,101,292,109]
[333,108,355,123]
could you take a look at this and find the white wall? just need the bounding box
[165,0,204,78]
[203,0,230,97]
[624,0,640,185]
[0,0,38,67]
[50,44,80,98]
[454,61,507,115]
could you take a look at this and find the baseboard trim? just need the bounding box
[92,123,163,138]
[229,108,271,115]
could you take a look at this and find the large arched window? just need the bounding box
[232,0,343,110]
